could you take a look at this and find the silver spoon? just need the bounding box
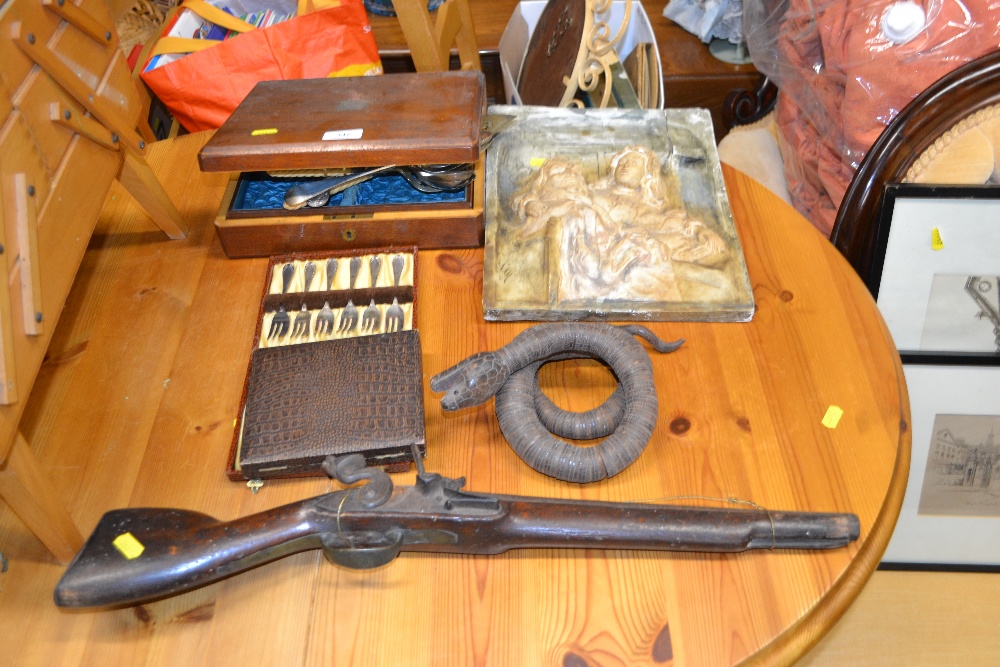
[282,114,515,210]
[326,258,338,290]
[304,261,316,291]
[391,255,404,287]
[283,164,474,210]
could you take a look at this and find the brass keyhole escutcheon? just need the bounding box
[342,229,357,241]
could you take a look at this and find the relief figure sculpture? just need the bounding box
[510,146,729,303]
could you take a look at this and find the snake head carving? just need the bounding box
[430,352,511,411]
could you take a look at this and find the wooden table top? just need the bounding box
[0,132,908,667]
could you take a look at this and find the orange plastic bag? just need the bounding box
[141,0,382,133]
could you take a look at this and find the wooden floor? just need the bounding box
[0,133,997,664]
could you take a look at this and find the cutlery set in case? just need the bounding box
[227,248,425,482]
[200,72,492,482]
[199,71,488,258]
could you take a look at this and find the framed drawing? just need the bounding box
[482,105,754,322]
[880,365,1000,571]
[871,184,1000,365]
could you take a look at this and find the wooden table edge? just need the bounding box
[735,255,913,667]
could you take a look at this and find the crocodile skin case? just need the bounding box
[236,331,426,479]
[226,248,422,481]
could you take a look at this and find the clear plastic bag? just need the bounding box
[744,0,1000,234]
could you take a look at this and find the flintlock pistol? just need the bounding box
[54,451,860,608]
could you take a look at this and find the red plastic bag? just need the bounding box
[141,0,382,133]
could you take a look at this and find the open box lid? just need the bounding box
[199,71,486,173]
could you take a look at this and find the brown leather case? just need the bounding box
[198,71,486,173]
[236,331,426,479]
[226,247,421,481]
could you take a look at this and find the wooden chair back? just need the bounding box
[392,0,481,72]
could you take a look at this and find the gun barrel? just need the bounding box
[371,496,861,556]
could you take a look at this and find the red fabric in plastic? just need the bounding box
[771,0,1000,235]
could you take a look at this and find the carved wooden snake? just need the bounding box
[430,323,683,483]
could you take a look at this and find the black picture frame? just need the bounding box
[877,364,1000,572]
[869,184,1000,366]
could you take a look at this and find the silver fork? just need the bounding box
[315,301,335,336]
[291,304,311,338]
[360,256,384,333]
[268,305,290,340]
[361,298,381,332]
[385,297,405,333]
[338,299,358,333]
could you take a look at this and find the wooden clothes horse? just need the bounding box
[391,0,481,72]
[0,0,186,563]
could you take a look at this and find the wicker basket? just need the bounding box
[116,0,177,54]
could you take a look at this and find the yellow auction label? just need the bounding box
[113,532,145,559]
[821,405,844,429]
[251,128,278,136]
[529,157,546,168]
[931,227,944,251]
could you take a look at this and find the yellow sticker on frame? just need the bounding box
[931,228,944,251]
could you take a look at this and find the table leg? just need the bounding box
[0,432,82,563]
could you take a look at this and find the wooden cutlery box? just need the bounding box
[227,247,425,481]
[199,72,487,258]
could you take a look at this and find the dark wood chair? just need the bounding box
[831,50,1000,286]
[723,75,778,129]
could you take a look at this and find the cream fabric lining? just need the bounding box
[716,110,792,205]
[260,252,415,348]
[267,253,414,294]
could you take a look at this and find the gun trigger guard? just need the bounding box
[322,454,393,509]
[322,530,404,570]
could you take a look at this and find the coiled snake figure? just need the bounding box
[430,323,683,483]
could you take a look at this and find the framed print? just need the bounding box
[881,365,1000,571]
[871,184,1000,365]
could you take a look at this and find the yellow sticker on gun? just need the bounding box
[113,532,145,559]
[251,128,278,136]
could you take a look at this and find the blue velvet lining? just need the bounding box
[231,172,466,211]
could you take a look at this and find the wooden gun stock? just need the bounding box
[55,455,861,608]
